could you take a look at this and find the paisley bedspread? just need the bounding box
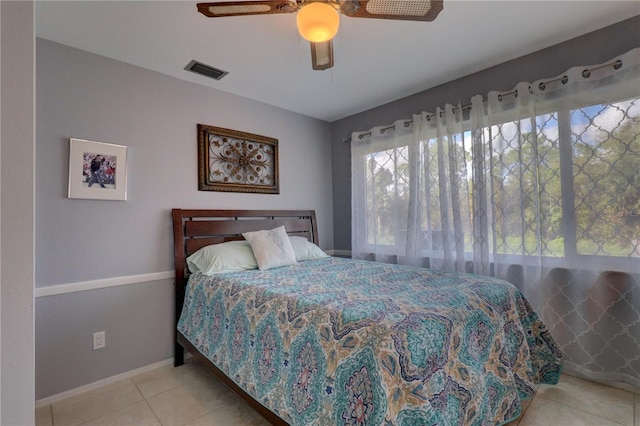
[178,257,562,425]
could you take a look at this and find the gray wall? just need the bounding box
[36,39,334,398]
[35,280,174,399]
[330,15,640,251]
[1,1,36,423]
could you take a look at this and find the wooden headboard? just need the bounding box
[171,209,319,290]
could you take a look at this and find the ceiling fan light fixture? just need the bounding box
[296,2,340,43]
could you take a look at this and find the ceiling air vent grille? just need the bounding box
[185,60,228,80]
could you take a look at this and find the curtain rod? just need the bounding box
[344,59,623,143]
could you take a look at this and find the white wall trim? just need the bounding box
[35,357,176,407]
[327,249,351,258]
[35,256,357,299]
[35,270,175,298]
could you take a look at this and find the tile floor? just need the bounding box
[36,360,639,426]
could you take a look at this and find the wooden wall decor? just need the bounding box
[198,124,279,194]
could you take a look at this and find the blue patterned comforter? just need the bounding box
[178,257,562,425]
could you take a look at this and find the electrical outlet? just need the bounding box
[93,331,106,350]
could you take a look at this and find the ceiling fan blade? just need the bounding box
[340,0,443,21]
[310,40,334,71]
[197,1,298,18]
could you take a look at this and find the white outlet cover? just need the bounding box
[93,331,106,350]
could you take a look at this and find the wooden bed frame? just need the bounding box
[171,209,319,425]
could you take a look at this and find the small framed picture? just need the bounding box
[68,138,128,200]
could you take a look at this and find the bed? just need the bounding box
[172,209,562,425]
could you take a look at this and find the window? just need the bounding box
[356,96,640,269]
[362,146,409,247]
[571,98,640,257]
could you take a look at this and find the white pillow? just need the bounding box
[242,226,297,270]
[186,240,258,275]
[289,236,329,261]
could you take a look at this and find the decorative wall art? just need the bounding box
[68,138,128,200]
[198,124,279,194]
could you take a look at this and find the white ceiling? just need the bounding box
[35,1,639,122]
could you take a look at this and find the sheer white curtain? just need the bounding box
[351,48,640,387]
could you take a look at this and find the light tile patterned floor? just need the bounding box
[36,360,639,426]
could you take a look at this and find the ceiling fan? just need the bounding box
[196,0,444,70]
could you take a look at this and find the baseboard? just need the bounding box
[564,368,640,395]
[35,357,178,407]
[327,249,351,258]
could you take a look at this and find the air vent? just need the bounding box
[185,60,228,81]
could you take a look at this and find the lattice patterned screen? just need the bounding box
[489,95,639,385]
